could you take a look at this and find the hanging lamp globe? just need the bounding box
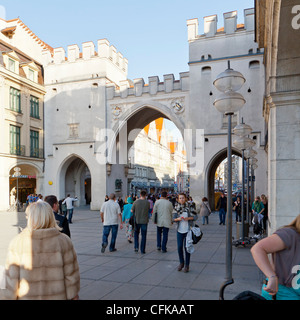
[233,136,255,151]
[233,123,252,137]
[213,61,246,92]
[213,91,246,114]
[244,148,257,159]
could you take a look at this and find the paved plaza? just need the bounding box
[0,206,264,300]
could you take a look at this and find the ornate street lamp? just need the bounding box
[233,122,255,244]
[249,160,258,207]
[244,148,257,224]
[213,61,246,300]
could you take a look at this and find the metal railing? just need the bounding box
[10,144,25,156]
[30,147,43,159]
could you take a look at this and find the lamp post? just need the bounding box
[13,167,21,211]
[249,158,258,208]
[233,122,255,243]
[213,61,246,300]
[244,148,257,224]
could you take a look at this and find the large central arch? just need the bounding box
[108,101,186,164]
[106,101,187,197]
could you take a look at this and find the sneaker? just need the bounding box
[157,247,161,251]
[134,248,138,253]
[109,248,117,252]
[101,244,107,253]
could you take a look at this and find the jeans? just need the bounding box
[202,216,209,225]
[219,208,226,224]
[157,226,169,251]
[134,224,148,253]
[64,208,73,223]
[102,224,118,251]
[177,231,190,267]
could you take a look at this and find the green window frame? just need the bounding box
[30,130,39,158]
[9,87,21,113]
[10,125,21,155]
[30,95,39,119]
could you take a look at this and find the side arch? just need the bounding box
[206,147,242,210]
[57,153,92,205]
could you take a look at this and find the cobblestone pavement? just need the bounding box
[0,206,263,300]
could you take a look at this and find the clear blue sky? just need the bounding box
[0,0,254,81]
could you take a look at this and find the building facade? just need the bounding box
[0,8,268,213]
[255,0,300,233]
[0,18,49,210]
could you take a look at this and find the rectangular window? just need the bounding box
[8,58,15,72]
[9,87,21,113]
[30,95,39,119]
[30,130,39,158]
[28,68,35,81]
[10,125,21,155]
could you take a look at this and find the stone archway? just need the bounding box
[109,101,186,160]
[106,103,187,197]
[206,148,242,210]
[58,154,91,206]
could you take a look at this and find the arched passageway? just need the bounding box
[207,148,242,210]
[58,155,91,206]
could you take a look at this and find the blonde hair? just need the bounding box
[286,214,300,234]
[26,201,62,232]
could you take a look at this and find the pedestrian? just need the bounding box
[152,191,174,252]
[44,195,71,237]
[173,193,198,273]
[1,201,80,300]
[131,190,150,254]
[61,198,67,216]
[252,196,265,226]
[199,197,211,225]
[118,196,124,212]
[122,196,134,243]
[100,193,123,253]
[216,193,227,225]
[62,194,78,223]
[233,197,242,223]
[147,195,154,219]
[261,194,268,232]
[251,214,300,300]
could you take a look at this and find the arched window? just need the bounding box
[249,60,260,69]
[202,66,211,73]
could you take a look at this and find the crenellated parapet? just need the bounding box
[106,72,189,99]
[42,39,128,85]
[187,8,255,41]
[42,39,128,72]
[187,8,261,62]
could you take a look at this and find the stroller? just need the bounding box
[251,212,264,241]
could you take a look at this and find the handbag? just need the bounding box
[191,224,203,244]
[129,214,135,226]
[153,212,157,224]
